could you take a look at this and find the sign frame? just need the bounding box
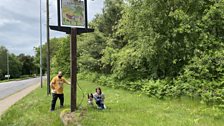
[60,0,86,28]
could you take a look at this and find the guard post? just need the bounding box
[49,0,94,112]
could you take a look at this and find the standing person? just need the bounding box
[50,71,70,111]
[93,87,106,109]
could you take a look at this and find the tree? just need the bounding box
[17,54,38,75]
[0,46,23,79]
[0,46,7,79]
[91,0,124,36]
[78,31,106,73]
[34,37,65,75]
[51,36,70,76]
[9,54,22,78]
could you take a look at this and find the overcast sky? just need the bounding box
[0,0,104,55]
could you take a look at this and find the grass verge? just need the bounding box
[0,80,223,126]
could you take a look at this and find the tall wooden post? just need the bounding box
[46,0,51,95]
[70,28,77,112]
[40,0,43,88]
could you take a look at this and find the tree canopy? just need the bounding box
[0,45,38,80]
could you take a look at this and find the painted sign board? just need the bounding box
[61,0,86,27]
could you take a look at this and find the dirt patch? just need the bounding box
[60,108,87,126]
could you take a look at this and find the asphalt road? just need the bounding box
[0,78,41,100]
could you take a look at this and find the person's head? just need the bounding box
[96,87,102,95]
[58,71,63,79]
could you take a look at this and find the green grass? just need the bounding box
[0,80,224,126]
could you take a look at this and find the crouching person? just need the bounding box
[93,87,106,109]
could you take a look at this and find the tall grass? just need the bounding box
[0,80,223,126]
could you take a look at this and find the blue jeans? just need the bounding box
[96,99,104,109]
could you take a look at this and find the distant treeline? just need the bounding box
[0,46,39,80]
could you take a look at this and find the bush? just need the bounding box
[173,50,224,105]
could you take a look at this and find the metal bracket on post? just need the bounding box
[57,0,61,28]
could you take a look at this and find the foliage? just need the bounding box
[78,31,106,73]
[51,37,70,77]
[0,46,8,79]
[174,50,224,105]
[34,37,65,75]
[9,54,22,78]
[0,45,37,79]
[17,54,38,75]
[80,0,224,105]
[38,0,224,106]
[91,0,124,36]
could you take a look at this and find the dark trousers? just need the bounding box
[96,100,104,109]
[51,93,64,110]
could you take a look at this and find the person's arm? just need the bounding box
[93,93,98,100]
[102,93,105,101]
[63,78,71,85]
[50,78,54,88]
[50,78,56,92]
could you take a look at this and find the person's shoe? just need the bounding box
[98,106,104,110]
[50,109,54,112]
[104,105,107,109]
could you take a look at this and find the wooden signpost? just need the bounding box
[49,0,94,112]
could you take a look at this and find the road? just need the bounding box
[0,78,41,100]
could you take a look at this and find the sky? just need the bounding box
[0,0,104,56]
